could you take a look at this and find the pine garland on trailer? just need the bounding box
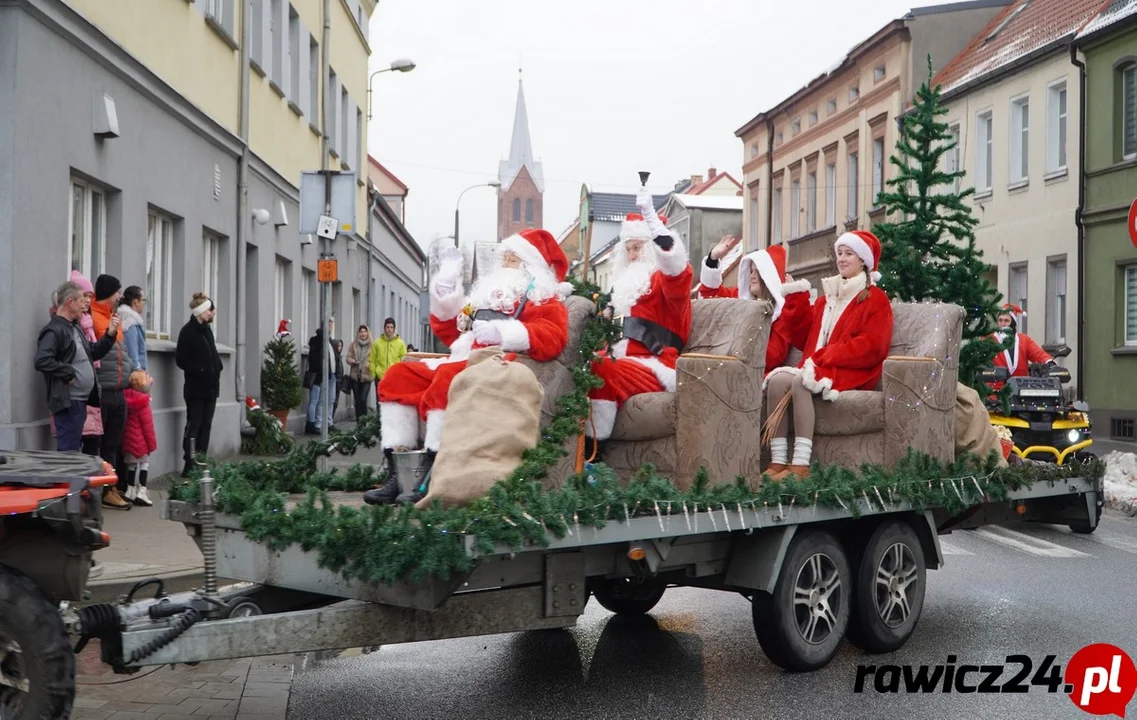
[167,281,1105,587]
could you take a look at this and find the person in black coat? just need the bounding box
[175,292,222,477]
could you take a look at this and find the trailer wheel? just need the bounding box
[751,530,850,672]
[847,520,926,654]
[591,578,666,616]
[0,566,75,720]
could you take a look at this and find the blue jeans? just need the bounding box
[306,376,336,425]
[54,400,87,452]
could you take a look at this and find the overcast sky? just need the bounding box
[366,0,941,254]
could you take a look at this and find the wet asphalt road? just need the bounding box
[289,512,1137,720]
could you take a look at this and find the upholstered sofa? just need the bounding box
[602,298,773,488]
[777,302,964,470]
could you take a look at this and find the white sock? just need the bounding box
[792,437,813,467]
[770,438,789,465]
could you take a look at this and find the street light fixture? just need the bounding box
[367,58,416,120]
[454,181,501,252]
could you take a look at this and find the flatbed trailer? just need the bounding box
[71,469,1104,676]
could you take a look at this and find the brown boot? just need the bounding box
[769,465,810,481]
[763,463,788,478]
[102,487,132,510]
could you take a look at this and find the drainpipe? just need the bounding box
[1070,42,1087,401]
[367,181,380,328]
[764,117,774,247]
[235,0,252,403]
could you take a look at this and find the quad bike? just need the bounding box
[0,450,115,719]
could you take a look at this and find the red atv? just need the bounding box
[0,450,115,719]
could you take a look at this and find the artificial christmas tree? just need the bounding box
[873,57,1007,397]
[261,336,304,427]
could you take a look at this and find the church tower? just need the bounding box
[497,71,544,239]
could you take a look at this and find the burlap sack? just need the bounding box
[417,347,545,508]
[954,382,1008,468]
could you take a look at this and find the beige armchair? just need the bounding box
[601,298,773,489]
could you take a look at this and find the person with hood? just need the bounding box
[345,325,374,418]
[175,292,223,476]
[91,274,136,508]
[117,285,149,372]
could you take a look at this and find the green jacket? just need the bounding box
[369,334,407,380]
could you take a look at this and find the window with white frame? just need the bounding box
[146,210,175,339]
[872,137,884,205]
[849,85,859,101]
[772,186,783,243]
[250,0,266,70]
[827,98,837,115]
[1047,81,1067,173]
[288,6,301,103]
[300,269,314,340]
[202,232,222,340]
[1010,96,1029,184]
[269,0,283,86]
[976,110,993,191]
[790,178,801,238]
[874,64,886,83]
[847,151,859,220]
[274,257,287,327]
[1009,263,1028,334]
[69,178,106,280]
[792,119,801,136]
[1126,265,1137,345]
[946,124,962,193]
[1123,63,1136,159]
[1046,258,1066,346]
[327,68,338,155]
[806,171,817,233]
[825,162,836,227]
[206,0,234,35]
[808,110,818,127]
[340,86,350,160]
[308,36,319,125]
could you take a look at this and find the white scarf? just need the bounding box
[816,272,868,351]
[994,332,1020,374]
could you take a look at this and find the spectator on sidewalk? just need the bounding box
[176,292,223,477]
[345,325,374,419]
[368,317,407,394]
[122,370,157,507]
[92,274,135,510]
[35,280,118,452]
[47,271,106,455]
[305,319,337,434]
[332,338,345,422]
[118,285,149,372]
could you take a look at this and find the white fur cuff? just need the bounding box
[380,402,420,449]
[656,237,689,277]
[700,257,724,289]
[589,399,617,441]
[424,410,446,451]
[492,319,531,352]
[800,358,840,401]
[430,285,466,321]
[781,279,812,295]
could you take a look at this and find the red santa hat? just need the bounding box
[834,230,882,283]
[738,245,791,321]
[500,228,573,296]
[275,319,291,338]
[998,303,1025,327]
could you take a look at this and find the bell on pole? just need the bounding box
[638,171,651,187]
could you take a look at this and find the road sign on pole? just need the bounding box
[300,171,357,235]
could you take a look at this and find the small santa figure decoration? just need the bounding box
[366,228,572,505]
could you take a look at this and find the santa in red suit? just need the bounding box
[990,303,1052,382]
[698,236,813,376]
[587,189,692,443]
[366,228,571,505]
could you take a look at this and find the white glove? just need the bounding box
[472,320,502,346]
[437,246,464,284]
[635,188,653,214]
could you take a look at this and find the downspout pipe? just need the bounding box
[235,0,252,404]
[367,181,380,328]
[1070,42,1087,401]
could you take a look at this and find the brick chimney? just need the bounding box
[708,167,718,180]
[690,174,704,187]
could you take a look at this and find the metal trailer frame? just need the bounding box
[84,474,1102,671]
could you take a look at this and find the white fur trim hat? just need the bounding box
[834,230,882,283]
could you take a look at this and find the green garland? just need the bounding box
[168,282,1106,587]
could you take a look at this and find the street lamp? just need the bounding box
[366,58,416,120]
[454,182,501,252]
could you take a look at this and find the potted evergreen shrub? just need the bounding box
[261,336,303,428]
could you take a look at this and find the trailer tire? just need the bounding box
[847,520,926,654]
[591,578,666,616]
[751,530,849,672]
[0,566,75,720]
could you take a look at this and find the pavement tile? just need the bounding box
[72,710,115,720]
[238,681,291,698]
[75,696,111,709]
[234,696,289,715]
[188,698,239,717]
[154,715,204,720]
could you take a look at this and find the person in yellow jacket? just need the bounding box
[368,317,407,389]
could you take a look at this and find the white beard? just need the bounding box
[610,259,657,316]
[468,266,558,314]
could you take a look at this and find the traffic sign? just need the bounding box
[316,215,338,241]
[317,258,338,283]
[1128,198,1137,248]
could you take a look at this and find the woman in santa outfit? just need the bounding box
[763,230,894,480]
[989,304,1053,385]
[587,190,692,445]
[698,234,813,375]
[366,228,571,505]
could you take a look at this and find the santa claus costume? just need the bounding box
[763,230,894,479]
[699,244,813,375]
[366,228,571,505]
[990,304,1052,383]
[588,190,692,442]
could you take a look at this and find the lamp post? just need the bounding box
[453,181,501,252]
[366,58,416,120]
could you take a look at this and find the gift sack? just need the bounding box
[953,382,1008,468]
[417,347,545,509]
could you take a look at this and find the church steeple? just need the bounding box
[497,69,544,239]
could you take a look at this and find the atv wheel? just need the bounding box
[0,566,75,720]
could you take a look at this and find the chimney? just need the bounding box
[690,174,704,187]
[708,167,718,180]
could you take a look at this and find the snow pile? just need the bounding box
[1103,451,1137,516]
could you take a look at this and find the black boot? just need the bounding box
[363,449,400,505]
[396,450,436,505]
[181,459,194,478]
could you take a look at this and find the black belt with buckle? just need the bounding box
[472,309,513,322]
[622,316,684,356]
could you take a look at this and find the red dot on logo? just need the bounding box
[1065,644,1137,717]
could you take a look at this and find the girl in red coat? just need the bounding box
[698,235,813,375]
[122,371,158,506]
[763,230,894,480]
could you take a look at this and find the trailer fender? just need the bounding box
[723,526,797,593]
[914,510,944,571]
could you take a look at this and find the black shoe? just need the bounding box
[181,461,194,478]
[305,422,319,435]
[363,449,399,505]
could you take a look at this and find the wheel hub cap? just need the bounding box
[793,553,843,645]
[875,542,918,629]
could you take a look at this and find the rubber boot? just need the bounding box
[396,450,436,505]
[134,470,153,507]
[363,449,400,505]
[124,465,139,503]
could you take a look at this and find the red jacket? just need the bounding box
[991,331,1051,377]
[700,279,813,375]
[122,388,158,459]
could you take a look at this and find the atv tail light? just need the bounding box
[627,547,647,562]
